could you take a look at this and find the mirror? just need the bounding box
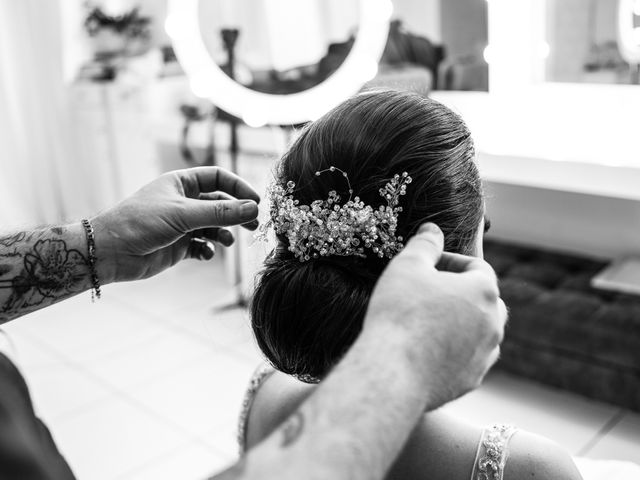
[385,0,489,92]
[167,0,390,125]
[188,0,490,99]
[546,0,640,85]
[198,0,359,94]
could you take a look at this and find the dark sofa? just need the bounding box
[484,240,640,412]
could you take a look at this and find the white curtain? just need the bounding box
[0,0,85,227]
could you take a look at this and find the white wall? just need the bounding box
[593,0,618,44]
[546,0,620,83]
[546,0,591,82]
[485,181,640,260]
[392,0,441,42]
[261,0,330,71]
[321,0,360,43]
[440,0,487,58]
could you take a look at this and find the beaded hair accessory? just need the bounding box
[258,167,412,262]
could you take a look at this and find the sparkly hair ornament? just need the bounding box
[258,167,412,262]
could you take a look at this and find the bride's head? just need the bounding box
[251,89,485,382]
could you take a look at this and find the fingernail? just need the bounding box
[220,230,234,245]
[199,243,215,260]
[243,219,260,231]
[241,200,258,216]
[419,223,441,235]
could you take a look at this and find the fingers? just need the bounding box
[198,191,235,202]
[496,298,508,332]
[485,346,501,376]
[178,167,260,203]
[241,219,260,231]
[436,252,476,273]
[438,253,500,304]
[196,227,235,247]
[437,252,496,279]
[198,192,260,231]
[485,299,507,359]
[188,238,216,260]
[188,226,236,262]
[399,223,444,268]
[182,198,259,230]
[437,251,507,347]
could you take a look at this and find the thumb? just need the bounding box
[182,198,259,230]
[400,223,444,268]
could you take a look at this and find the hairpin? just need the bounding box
[257,167,412,262]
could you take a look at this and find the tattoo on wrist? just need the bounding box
[280,411,305,448]
[0,229,90,322]
[0,232,27,249]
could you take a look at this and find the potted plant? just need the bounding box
[84,5,151,58]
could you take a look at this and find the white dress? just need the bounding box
[237,364,518,480]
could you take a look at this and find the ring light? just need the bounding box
[166,0,392,126]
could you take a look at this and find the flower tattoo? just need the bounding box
[23,240,88,297]
[0,230,91,322]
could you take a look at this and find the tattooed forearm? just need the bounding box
[0,226,92,324]
[0,232,27,248]
[205,412,305,479]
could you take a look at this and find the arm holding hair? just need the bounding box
[212,223,508,480]
[0,167,259,324]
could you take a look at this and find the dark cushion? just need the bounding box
[484,240,640,411]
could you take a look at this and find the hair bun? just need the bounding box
[251,90,483,381]
[251,248,377,382]
[270,244,384,281]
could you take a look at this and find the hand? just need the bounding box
[92,167,260,284]
[365,223,507,410]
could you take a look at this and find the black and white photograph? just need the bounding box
[0,0,639,479]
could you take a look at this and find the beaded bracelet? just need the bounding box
[81,219,102,301]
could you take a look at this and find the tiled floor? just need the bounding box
[2,255,640,479]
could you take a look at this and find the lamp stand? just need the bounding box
[215,28,249,312]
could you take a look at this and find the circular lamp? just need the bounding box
[166,0,392,126]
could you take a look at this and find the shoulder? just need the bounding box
[245,370,317,450]
[388,415,582,480]
[505,430,583,480]
[242,372,582,480]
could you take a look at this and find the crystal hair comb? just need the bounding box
[258,167,412,262]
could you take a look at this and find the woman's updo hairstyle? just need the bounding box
[251,90,483,382]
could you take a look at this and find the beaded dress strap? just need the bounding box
[237,363,276,454]
[470,424,517,480]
